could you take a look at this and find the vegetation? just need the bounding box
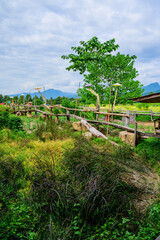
[62,37,143,105]
[0,110,23,131]
[0,108,160,239]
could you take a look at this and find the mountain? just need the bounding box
[142,82,160,96]
[10,88,77,99]
[9,83,160,99]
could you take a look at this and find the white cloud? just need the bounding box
[0,0,160,95]
[136,58,160,86]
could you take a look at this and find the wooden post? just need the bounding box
[151,109,153,121]
[35,110,38,118]
[67,110,70,122]
[50,98,53,120]
[124,110,130,127]
[134,122,137,147]
[50,109,52,120]
[96,113,99,121]
[17,99,19,111]
[55,116,59,124]
[154,120,156,134]
[51,97,52,119]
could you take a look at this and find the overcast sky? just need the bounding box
[0,0,160,95]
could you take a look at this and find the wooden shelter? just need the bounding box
[132,92,160,135]
[132,92,160,103]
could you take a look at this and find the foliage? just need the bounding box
[0,94,3,103]
[19,95,25,104]
[135,115,157,122]
[0,107,160,239]
[25,94,32,102]
[33,98,44,106]
[13,95,18,104]
[136,138,160,168]
[0,153,38,239]
[0,105,10,113]
[35,119,73,140]
[61,97,78,114]
[0,116,6,129]
[62,36,143,105]
[0,134,160,239]
[3,95,10,103]
[8,116,23,131]
[0,111,10,129]
[136,103,149,111]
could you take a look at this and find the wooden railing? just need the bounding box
[11,104,160,147]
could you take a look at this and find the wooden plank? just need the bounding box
[94,112,129,117]
[49,105,97,112]
[83,118,160,138]
[82,119,136,133]
[134,122,137,147]
[81,119,118,146]
[69,114,118,146]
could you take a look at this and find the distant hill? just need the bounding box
[142,82,160,96]
[10,88,77,99]
[9,83,160,99]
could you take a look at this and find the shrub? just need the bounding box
[8,116,23,131]
[0,116,6,129]
[0,111,10,129]
[62,137,136,225]
[53,107,61,114]
[0,155,38,239]
[35,119,72,140]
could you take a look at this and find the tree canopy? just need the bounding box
[62,37,143,105]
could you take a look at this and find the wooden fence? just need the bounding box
[11,104,160,147]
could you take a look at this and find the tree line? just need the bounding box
[0,94,76,106]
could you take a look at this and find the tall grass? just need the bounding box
[0,114,160,239]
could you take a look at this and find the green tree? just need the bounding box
[34,98,43,105]
[62,37,143,105]
[13,96,18,104]
[55,96,62,104]
[3,95,10,103]
[19,95,25,104]
[0,94,3,103]
[25,94,32,102]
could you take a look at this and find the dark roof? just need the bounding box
[132,92,160,103]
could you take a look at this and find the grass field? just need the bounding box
[88,103,160,112]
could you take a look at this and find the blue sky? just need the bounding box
[0,0,160,95]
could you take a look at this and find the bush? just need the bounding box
[0,111,10,129]
[0,155,38,239]
[8,116,23,131]
[35,119,72,140]
[0,116,6,129]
